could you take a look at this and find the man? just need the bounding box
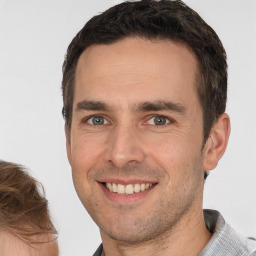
[0,160,59,256]
[62,0,256,255]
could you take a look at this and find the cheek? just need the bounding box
[146,132,196,161]
[145,133,202,180]
[71,134,106,174]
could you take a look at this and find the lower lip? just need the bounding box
[99,183,156,204]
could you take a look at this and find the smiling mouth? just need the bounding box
[103,182,157,195]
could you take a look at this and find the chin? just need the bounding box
[104,230,151,244]
[99,216,164,244]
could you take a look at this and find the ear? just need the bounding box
[65,125,72,165]
[203,113,231,171]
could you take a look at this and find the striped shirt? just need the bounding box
[200,209,256,256]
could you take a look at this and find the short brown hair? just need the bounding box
[62,0,227,143]
[0,160,57,245]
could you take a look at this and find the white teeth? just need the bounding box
[112,183,117,192]
[107,183,113,192]
[134,184,140,193]
[105,182,154,194]
[117,184,125,194]
[126,184,134,194]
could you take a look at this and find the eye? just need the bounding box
[86,115,108,125]
[147,116,171,126]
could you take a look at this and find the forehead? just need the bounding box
[75,37,199,109]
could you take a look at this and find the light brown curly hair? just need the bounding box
[0,160,57,246]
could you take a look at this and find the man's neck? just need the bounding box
[100,210,212,256]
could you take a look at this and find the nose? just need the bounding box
[104,124,146,169]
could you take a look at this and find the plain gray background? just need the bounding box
[0,0,255,255]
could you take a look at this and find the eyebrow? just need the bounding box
[76,100,108,111]
[75,100,186,114]
[135,100,186,114]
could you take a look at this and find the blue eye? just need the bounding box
[148,116,171,125]
[87,116,107,125]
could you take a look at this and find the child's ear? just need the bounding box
[203,113,231,171]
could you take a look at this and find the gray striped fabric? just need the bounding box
[200,210,256,256]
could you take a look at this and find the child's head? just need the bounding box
[0,160,58,256]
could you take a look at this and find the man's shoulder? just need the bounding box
[201,210,256,256]
[201,232,256,256]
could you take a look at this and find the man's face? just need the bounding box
[67,37,208,242]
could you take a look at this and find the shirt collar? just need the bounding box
[200,209,256,256]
